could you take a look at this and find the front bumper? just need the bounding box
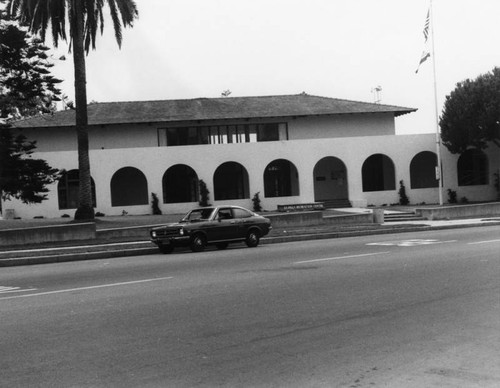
[151,236,191,247]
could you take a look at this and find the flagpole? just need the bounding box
[430,0,444,205]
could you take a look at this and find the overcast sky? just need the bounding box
[49,0,500,135]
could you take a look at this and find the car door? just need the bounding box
[210,207,239,241]
[231,207,255,238]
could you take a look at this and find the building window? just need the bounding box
[213,162,250,200]
[163,164,199,203]
[58,169,96,210]
[158,123,287,147]
[457,149,488,186]
[410,151,439,189]
[110,167,148,206]
[362,154,396,192]
[264,159,300,197]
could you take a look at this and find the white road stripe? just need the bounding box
[367,239,457,247]
[468,239,500,245]
[0,276,173,301]
[295,251,390,265]
[0,287,37,294]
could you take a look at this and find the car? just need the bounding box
[150,205,272,253]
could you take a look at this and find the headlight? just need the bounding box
[179,228,184,236]
[151,231,157,238]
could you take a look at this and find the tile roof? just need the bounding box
[12,93,416,128]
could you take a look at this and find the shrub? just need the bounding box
[252,192,262,212]
[398,180,409,205]
[447,189,457,204]
[151,193,162,215]
[199,180,210,207]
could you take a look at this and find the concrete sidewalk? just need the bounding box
[1,211,499,267]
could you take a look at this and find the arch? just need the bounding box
[362,154,395,192]
[110,167,148,207]
[457,149,489,186]
[213,162,249,200]
[264,159,300,197]
[313,156,348,201]
[163,164,199,203]
[410,151,438,189]
[58,169,96,209]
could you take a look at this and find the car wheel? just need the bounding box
[245,230,260,247]
[158,244,174,254]
[190,234,206,252]
[215,242,229,250]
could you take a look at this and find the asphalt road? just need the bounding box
[1,226,499,387]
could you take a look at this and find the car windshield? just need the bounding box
[181,208,215,222]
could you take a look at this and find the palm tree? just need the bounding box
[7,0,138,220]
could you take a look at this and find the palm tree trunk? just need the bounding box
[72,0,94,221]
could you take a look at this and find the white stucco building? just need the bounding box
[3,93,499,219]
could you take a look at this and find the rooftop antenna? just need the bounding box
[371,85,382,104]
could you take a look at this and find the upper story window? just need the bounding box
[158,122,287,147]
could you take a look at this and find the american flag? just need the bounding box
[422,9,430,43]
[416,7,431,73]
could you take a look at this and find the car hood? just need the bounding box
[151,222,185,230]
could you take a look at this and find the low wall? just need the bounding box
[97,225,156,240]
[416,202,500,220]
[323,213,373,225]
[0,223,96,247]
[267,211,323,227]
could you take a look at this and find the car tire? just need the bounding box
[215,242,229,250]
[190,234,206,252]
[158,244,174,254]
[245,229,260,247]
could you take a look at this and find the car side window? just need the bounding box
[217,208,233,220]
[232,208,252,219]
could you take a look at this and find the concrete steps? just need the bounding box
[383,211,427,222]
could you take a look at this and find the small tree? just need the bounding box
[252,192,262,212]
[199,180,210,207]
[151,193,162,215]
[398,180,409,206]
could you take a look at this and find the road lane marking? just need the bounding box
[0,286,37,294]
[367,239,457,247]
[468,239,500,245]
[295,251,390,265]
[0,276,173,301]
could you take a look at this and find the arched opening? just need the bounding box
[457,149,489,186]
[410,151,439,189]
[313,156,348,203]
[362,154,396,192]
[264,159,299,197]
[110,167,148,206]
[58,169,96,209]
[163,164,199,203]
[213,162,249,200]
